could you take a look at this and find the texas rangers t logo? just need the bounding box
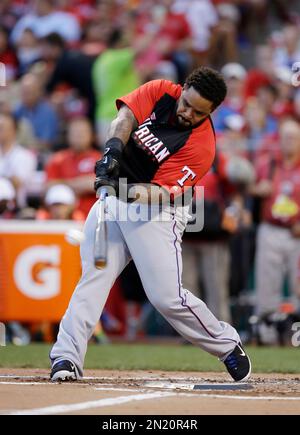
[177,166,196,186]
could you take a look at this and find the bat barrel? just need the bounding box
[94,187,108,269]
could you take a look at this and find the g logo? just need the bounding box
[13,246,61,300]
[291,62,300,87]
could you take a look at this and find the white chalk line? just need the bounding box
[7,391,177,415]
[0,375,48,379]
[1,380,300,402]
[1,382,300,415]
[190,394,300,401]
[93,387,151,393]
[0,375,203,381]
[0,383,141,390]
[0,382,51,386]
[3,389,300,416]
[92,387,300,401]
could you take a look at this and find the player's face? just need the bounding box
[176,85,213,129]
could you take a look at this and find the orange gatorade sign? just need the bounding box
[0,221,83,322]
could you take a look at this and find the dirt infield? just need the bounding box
[0,369,300,415]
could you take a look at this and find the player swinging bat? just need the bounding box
[50,67,251,383]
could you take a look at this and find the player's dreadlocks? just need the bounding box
[185,67,227,111]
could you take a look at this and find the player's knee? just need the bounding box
[148,294,178,316]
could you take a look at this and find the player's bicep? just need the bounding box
[116,104,138,129]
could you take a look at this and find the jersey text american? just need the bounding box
[133,118,171,163]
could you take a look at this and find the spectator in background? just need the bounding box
[15,28,41,76]
[134,0,192,83]
[36,183,84,221]
[11,0,80,45]
[217,113,248,158]
[272,66,295,119]
[92,28,140,148]
[256,83,278,119]
[0,176,16,219]
[213,62,247,133]
[56,0,97,26]
[244,97,278,160]
[209,1,240,68]
[250,119,300,339]
[14,73,59,155]
[272,25,300,69]
[244,45,274,99]
[172,0,219,67]
[0,0,22,34]
[0,112,37,208]
[78,0,118,57]
[80,20,109,57]
[45,117,101,217]
[0,25,18,82]
[293,89,300,121]
[40,32,96,122]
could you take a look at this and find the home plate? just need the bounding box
[143,382,253,391]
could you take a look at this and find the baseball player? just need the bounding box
[50,67,251,382]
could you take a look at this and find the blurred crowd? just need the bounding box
[1,0,300,346]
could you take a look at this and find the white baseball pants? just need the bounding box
[50,197,240,375]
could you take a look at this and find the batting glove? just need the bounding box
[94,138,124,194]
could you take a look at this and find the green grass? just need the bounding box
[0,343,299,373]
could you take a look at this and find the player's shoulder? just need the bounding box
[144,79,182,99]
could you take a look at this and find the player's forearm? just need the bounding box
[107,105,138,147]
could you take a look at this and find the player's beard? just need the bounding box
[175,114,193,130]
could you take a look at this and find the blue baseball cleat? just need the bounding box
[222,343,251,382]
[50,360,78,382]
